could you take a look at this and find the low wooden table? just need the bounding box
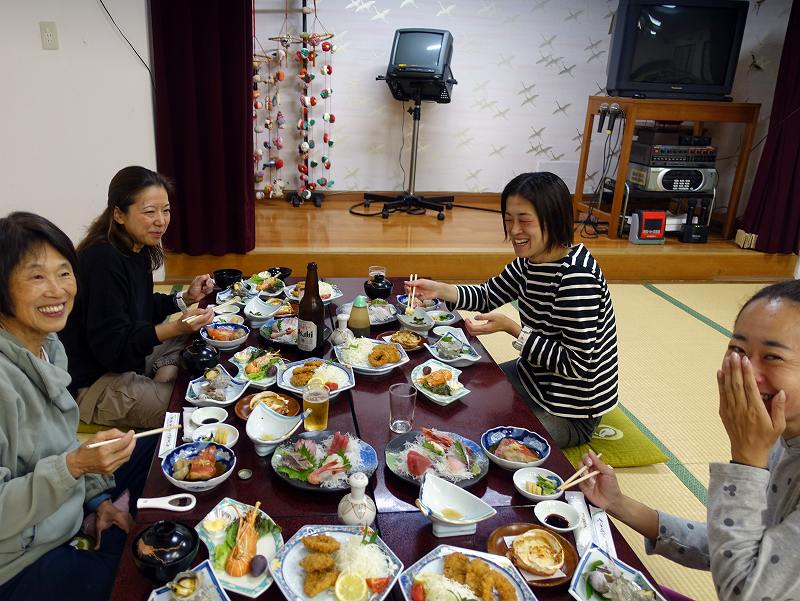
[110,278,657,600]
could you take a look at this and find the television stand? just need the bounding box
[573,95,760,239]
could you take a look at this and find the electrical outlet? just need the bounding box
[39,21,59,50]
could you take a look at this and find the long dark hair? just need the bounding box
[736,280,800,323]
[500,172,573,252]
[78,166,173,271]
[0,212,78,318]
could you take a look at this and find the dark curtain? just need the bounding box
[739,0,800,254]
[150,0,255,255]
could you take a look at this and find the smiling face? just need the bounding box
[114,185,170,251]
[727,297,800,437]
[2,242,77,352]
[503,195,566,263]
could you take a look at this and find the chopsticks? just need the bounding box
[86,424,181,449]
[182,295,239,325]
[407,273,418,315]
[557,452,603,491]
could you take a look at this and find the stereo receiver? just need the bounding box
[626,164,717,193]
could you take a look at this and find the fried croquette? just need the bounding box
[301,534,341,554]
[299,552,336,573]
[304,360,324,369]
[490,570,516,601]
[303,568,339,596]
[290,361,326,387]
[465,558,494,601]
[443,552,469,583]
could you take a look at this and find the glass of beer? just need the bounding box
[303,380,330,431]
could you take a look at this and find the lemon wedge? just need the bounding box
[335,573,368,601]
[306,376,326,389]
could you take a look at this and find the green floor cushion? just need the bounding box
[561,406,668,469]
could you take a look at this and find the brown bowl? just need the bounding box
[486,523,578,588]
[236,391,300,421]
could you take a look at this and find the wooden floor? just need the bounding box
[164,193,795,282]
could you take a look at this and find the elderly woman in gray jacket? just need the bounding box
[0,212,148,601]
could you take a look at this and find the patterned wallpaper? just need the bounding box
[254,0,789,209]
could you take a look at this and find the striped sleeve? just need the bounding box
[453,259,524,313]
[520,267,602,379]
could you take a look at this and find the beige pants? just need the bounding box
[76,336,186,429]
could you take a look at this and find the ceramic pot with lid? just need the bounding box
[363,273,393,300]
[179,339,220,378]
[131,520,200,583]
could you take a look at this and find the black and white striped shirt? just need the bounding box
[455,244,618,418]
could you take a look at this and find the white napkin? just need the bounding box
[565,491,617,558]
[502,535,567,581]
[182,407,198,443]
[158,412,181,458]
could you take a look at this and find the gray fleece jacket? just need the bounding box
[645,436,800,600]
[0,329,112,585]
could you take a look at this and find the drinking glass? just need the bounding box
[389,383,417,433]
[303,382,330,431]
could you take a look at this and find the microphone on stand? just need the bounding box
[597,103,609,133]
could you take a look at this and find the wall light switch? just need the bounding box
[39,21,59,50]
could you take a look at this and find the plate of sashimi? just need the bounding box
[384,427,489,488]
[271,431,378,492]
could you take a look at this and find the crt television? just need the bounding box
[606,0,748,100]
[385,28,455,103]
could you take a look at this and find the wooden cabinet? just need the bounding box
[573,96,760,238]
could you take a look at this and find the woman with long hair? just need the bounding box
[60,166,214,428]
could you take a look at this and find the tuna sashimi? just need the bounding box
[407,450,433,477]
[422,428,453,448]
[328,431,350,454]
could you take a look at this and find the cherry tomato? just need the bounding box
[366,577,390,593]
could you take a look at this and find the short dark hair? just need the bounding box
[500,172,573,252]
[0,212,78,318]
[78,166,174,271]
[736,279,800,324]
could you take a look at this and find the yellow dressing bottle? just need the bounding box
[347,295,371,338]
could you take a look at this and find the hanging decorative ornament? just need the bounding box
[256,191,265,200]
[276,70,285,81]
[324,160,332,170]
[323,133,329,144]
[301,188,312,200]
[273,158,285,169]
[321,41,332,52]
[320,89,330,99]
[317,177,328,186]
[255,148,264,159]
[298,164,308,174]
[254,125,264,133]
[308,140,316,149]
[326,179,334,187]
[299,141,310,153]
[254,101,263,109]
[273,135,284,149]
[255,171,265,183]
[263,140,272,149]
[320,65,332,75]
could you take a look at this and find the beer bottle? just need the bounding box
[297,262,325,354]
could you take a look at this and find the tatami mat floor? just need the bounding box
[149,282,756,599]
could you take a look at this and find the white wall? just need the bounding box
[253,0,789,202]
[0,0,155,243]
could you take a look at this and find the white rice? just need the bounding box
[339,338,376,367]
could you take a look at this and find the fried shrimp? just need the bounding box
[301,534,341,554]
[303,569,339,596]
[300,552,336,573]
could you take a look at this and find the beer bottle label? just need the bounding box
[297,319,318,351]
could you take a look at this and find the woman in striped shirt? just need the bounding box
[408,172,618,447]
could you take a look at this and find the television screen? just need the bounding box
[629,5,741,86]
[393,31,443,67]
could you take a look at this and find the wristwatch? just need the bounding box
[512,326,533,351]
[175,291,189,312]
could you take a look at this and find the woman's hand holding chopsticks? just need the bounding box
[66,429,135,477]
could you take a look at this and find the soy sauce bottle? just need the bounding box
[297,262,325,354]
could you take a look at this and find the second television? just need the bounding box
[606,0,748,100]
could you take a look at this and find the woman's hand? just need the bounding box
[66,429,135,478]
[94,500,133,549]
[176,307,214,333]
[403,278,458,304]
[464,313,521,338]
[184,274,215,304]
[718,352,786,468]
[577,450,623,511]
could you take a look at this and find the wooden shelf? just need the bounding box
[573,96,760,238]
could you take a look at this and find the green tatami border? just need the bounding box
[643,284,733,338]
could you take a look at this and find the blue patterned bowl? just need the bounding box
[480,426,550,469]
[161,442,236,493]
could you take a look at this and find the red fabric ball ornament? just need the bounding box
[303,107,308,117]
[298,164,308,174]
[274,158,285,169]
[297,119,305,130]
[276,70,285,81]
[308,182,316,190]
[254,101,263,109]
[320,65,333,75]
[299,68,308,78]
[324,161,331,170]
[309,96,317,106]
[321,41,332,52]
[323,132,329,143]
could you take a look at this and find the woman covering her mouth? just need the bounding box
[0,212,151,601]
[60,166,215,429]
[406,172,618,448]
[577,280,800,600]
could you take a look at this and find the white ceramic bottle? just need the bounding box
[330,314,355,347]
[337,472,376,527]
